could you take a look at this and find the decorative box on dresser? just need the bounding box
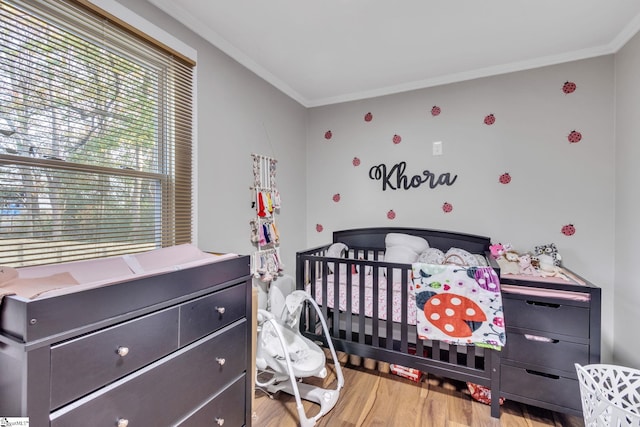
[499,268,601,416]
[0,255,253,427]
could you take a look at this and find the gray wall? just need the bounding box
[122,0,308,272]
[129,0,640,367]
[307,57,616,362]
[614,31,640,367]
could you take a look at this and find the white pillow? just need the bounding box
[326,242,348,273]
[385,233,429,254]
[384,245,419,264]
[326,242,348,258]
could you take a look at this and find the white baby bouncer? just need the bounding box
[255,275,344,427]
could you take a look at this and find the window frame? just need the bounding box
[0,0,197,267]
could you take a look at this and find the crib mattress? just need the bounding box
[308,273,417,324]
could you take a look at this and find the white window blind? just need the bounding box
[0,0,194,267]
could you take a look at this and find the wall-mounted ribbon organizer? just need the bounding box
[250,153,283,281]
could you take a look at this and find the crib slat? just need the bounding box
[400,268,409,353]
[467,345,476,368]
[310,258,320,335]
[345,266,353,340]
[433,340,441,361]
[449,344,458,365]
[386,272,393,350]
[321,261,332,337]
[372,267,379,347]
[332,263,341,337]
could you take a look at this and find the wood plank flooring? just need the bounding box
[252,356,585,427]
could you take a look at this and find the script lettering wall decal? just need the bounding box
[369,161,458,191]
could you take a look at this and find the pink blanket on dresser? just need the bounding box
[308,272,417,324]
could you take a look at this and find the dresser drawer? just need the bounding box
[502,332,589,374]
[502,293,590,338]
[50,307,179,409]
[177,375,246,426]
[50,321,247,427]
[180,283,247,345]
[500,363,582,412]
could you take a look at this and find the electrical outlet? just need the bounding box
[433,141,443,156]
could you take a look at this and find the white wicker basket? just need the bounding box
[575,363,640,426]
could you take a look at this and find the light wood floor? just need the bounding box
[252,357,585,427]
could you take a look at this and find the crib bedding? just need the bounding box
[309,272,417,324]
[412,263,505,348]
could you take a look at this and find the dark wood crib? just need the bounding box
[296,227,504,418]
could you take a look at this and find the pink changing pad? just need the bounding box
[500,268,590,301]
[1,245,238,302]
[0,268,79,303]
[501,268,586,286]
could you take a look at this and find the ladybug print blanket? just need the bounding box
[412,263,506,349]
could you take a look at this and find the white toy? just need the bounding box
[537,254,570,280]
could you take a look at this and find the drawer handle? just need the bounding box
[525,369,560,380]
[215,417,225,426]
[216,357,226,366]
[215,306,226,315]
[117,418,129,427]
[525,300,560,308]
[524,334,559,343]
[116,346,130,357]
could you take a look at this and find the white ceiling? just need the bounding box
[148,0,640,107]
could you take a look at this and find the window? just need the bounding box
[0,0,194,266]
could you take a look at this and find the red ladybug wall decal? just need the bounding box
[442,202,453,213]
[484,114,496,125]
[431,106,441,116]
[352,157,361,167]
[316,224,324,232]
[392,134,402,144]
[568,130,582,143]
[364,112,373,122]
[332,193,341,202]
[562,81,577,94]
[562,224,576,236]
[324,130,332,140]
[387,210,396,220]
[499,172,511,184]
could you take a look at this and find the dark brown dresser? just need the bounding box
[499,269,601,416]
[0,255,252,427]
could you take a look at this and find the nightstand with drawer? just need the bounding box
[499,270,601,416]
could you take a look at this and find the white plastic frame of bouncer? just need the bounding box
[256,292,345,427]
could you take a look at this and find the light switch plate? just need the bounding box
[433,141,443,156]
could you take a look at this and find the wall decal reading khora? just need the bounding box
[369,161,458,191]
